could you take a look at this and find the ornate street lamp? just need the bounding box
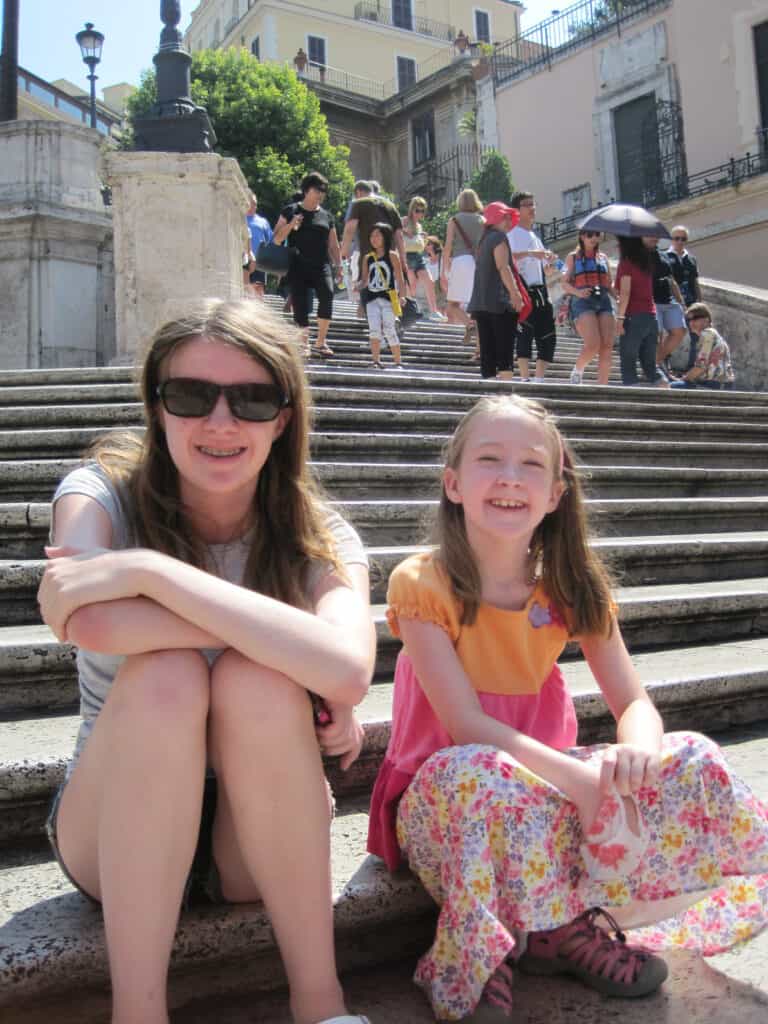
[75,22,104,130]
[132,1,216,153]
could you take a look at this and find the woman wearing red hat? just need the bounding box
[467,203,526,379]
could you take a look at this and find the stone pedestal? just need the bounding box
[0,121,114,369]
[103,151,250,361]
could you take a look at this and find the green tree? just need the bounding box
[467,150,515,205]
[125,49,354,223]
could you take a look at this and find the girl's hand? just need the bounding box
[577,287,592,299]
[38,547,149,641]
[315,701,365,771]
[599,743,661,796]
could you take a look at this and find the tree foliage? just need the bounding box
[125,49,354,223]
[467,150,515,205]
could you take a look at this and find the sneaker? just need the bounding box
[427,310,447,321]
[442,961,514,1022]
[519,377,531,383]
[569,368,582,384]
[392,362,404,369]
[518,907,668,998]
[370,360,384,370]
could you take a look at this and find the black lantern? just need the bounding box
[75,21,104,130]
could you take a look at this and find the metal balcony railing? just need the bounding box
[354,2,457,43]
[493,0,670,86]
[538,130,768,245]
[299,61,386,100]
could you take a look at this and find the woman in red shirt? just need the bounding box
[615,236,670,388]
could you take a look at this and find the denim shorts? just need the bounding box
[46,776,227,907]
[571,292,614,320]
[406,251,428,273]
[656,301,686,332]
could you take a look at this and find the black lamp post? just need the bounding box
[76,22,104,130]
[132,1,216,153]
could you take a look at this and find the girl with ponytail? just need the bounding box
[368,394,768,1023]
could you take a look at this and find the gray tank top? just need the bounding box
[451,212,485,258]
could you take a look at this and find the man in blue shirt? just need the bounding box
[246,192,273,298]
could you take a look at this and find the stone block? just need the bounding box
[103,151,251,361]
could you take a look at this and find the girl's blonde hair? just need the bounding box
[405,195,428,229]
[433,395,614,636]
[457,188,483,213]
[88,298,342,609]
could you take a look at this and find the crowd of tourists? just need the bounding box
[243,175,733,390]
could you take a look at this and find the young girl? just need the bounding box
[561,229,617,386]
[368,394,768,1022]
[38,299,376,1024]
[402,196,446,322]
[360,222,406,370]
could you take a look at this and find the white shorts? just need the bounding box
[447,254,476,304]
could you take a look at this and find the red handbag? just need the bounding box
[511,262,533,323]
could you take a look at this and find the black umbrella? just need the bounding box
[577,203,671,239]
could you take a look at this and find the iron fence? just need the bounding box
[493,0,670,87]
[354,2,457,43]
[300,61,385,100]
[405,142,490,207]
[538,130,768,245]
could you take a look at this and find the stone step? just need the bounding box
[1,577,767,710]
[0,365,764,414]
[2,496,768,559]
[3,638,768,849]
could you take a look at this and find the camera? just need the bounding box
[590,286,602,298]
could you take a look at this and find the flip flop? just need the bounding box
[313,345,335,357]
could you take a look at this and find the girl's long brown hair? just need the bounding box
[88,298,342,610]
[432,395,614,636]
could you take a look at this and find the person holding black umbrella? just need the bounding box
[615,236,670,388]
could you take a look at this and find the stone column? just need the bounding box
[0,121,114,368]
[103,151,251,361]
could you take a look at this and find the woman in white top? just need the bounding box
[38,299,375,1024]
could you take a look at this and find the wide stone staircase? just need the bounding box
[2,302,768,1016]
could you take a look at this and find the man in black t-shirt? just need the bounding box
[666,225,701,307]
[341,185,406,271]
[272,171,342,357]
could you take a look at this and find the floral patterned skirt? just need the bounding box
[396,732,768,1021]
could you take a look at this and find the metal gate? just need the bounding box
[641,99,688,206]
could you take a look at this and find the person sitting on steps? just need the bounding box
[38,299,376,1024]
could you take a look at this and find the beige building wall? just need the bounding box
[186,0,521,84]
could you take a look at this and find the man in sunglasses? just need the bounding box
[666,225,701,307]
[508,191,558,383]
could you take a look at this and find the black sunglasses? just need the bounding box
[672,236,687,241]
[582,231,601,238]
[157,378,289,422]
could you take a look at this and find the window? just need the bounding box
[251,36,260,59]
[412,110,435,166]
[562,183,592,219]
[397,56,417,92]
[212,18,220,45]
[308,35,326,68]
[474,10,491,44]
[393,0,413,31]
[754,21,768,130]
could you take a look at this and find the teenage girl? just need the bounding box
[38,299,375,1024]
[368,394,768,1023]
[402,196,446,321]
[360,221,406,370]
[561,229,617,386]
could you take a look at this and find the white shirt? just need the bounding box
[508,225,545,286]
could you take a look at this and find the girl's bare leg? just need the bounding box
[406,266,418,299]
[657,326,686,362]
[446,300,471,327]
[573,313,601,375]
[418,269,439,314]
[597,313,616,386]
[208,651,346,1024]
[55,650,210,1024]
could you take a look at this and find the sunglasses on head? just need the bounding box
[157,378,289,422]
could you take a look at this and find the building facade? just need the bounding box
[492,0,768,288]
[184,0,520,197]
[16,67,126,139]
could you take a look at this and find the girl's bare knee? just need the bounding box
[210,649,310,731]
[112,649,210,725]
